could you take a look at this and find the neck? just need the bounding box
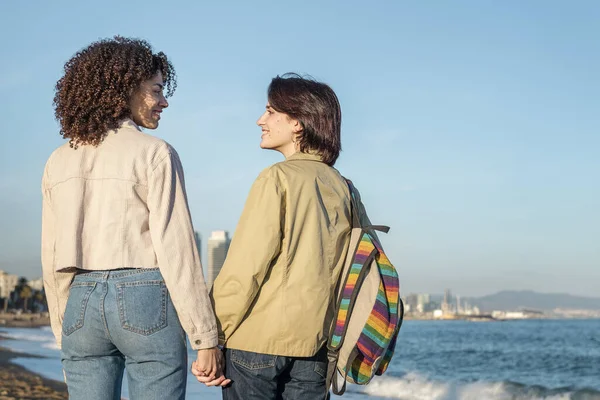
[277,142,300,159]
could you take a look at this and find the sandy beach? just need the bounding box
[0,339,67,400]
[0,313,67,399]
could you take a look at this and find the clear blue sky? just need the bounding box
[0,1,598,297]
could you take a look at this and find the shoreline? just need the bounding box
[0,313,51,329]
[0,334,67,400]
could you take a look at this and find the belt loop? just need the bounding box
[103,271,110,280]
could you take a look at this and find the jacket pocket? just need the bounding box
[116,280,168,335]
[63,282,96,336]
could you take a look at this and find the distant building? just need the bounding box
[0,270,19,299]
[207,231,230,288]
[28,278,44,291]
[417,293,431,313]
[404,293,419,313]
[194,231,202,263]
[442,289,453,314]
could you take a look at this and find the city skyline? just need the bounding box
[206,231,231,288]
[0,1,598,297]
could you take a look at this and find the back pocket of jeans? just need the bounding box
[116,280,167,335]
[314,360,326,379]
[231,349,277,370]
[63,282,96,336]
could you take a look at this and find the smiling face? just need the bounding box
[256,103,301,157]
[129,72,168,129]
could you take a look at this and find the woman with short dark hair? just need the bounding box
[43,36,227,400]
[204,73,351,399]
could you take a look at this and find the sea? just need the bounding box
[1,319,599,399]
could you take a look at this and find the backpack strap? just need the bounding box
[326,349,349,396]
[345,178,390,234]
[345,178,362,229]
[365,225,390,233]
[325,349,338,397]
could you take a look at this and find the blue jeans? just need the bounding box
[222,347,328,400]
[61,268,187,400]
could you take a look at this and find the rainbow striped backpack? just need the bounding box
[326,179,404,395]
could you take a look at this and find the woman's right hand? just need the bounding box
[191,347,231,387]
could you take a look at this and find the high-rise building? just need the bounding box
[442,289,453,314]
[0,270,19,299]
[207,231,230,288]
[404,293,419,313]
[194,231,202,263]
[417,293,431,313]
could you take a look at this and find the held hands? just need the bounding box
[191,347,231,387]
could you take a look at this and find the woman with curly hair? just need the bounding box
[41,36,228,400]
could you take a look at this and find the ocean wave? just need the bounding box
[349,373,600,400]
[41,341,60,350]
[1,331,53,343]
[1,327,59,352]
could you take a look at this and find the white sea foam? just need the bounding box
[1,331,53,343]
[1,327,59,354]
[41,341,60,350]
[357,373,451,399]
[349,373,583,400]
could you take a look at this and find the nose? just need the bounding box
[256,112,267,126]
[160,94,169,109]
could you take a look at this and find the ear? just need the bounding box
[291,118,303,133]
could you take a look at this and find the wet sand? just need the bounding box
[0,340,67,400]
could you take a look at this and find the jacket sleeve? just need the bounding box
[211,170,284,344]
[41,167,74,348]
[148,147,218,350]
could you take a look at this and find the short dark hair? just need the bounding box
[267,73,342,166]
[53,36,176,149]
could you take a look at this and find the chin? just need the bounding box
[142,122,159,130]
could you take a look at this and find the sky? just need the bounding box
[0,1,598,297]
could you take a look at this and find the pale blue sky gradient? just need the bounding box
[0,1,598,297]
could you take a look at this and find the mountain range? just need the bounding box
[465,290,600,312]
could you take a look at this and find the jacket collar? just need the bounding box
[119,118,142,131]
[286,151,324,163]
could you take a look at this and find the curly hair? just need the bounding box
[53,36,177,148]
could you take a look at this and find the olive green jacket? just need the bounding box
[211,152,352,356]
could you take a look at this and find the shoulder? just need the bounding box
[251,163,289,192]
[45,141,72,163]
[117,123,176,162]
[147,139,179,170]
[43,141,73,182]
[115,124,180,171]
[256,163,283,182]
[268,157,344,185]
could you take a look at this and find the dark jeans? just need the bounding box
[222,347,328,400]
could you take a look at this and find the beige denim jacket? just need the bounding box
[41,120,217,350]
[211,152,353,357]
